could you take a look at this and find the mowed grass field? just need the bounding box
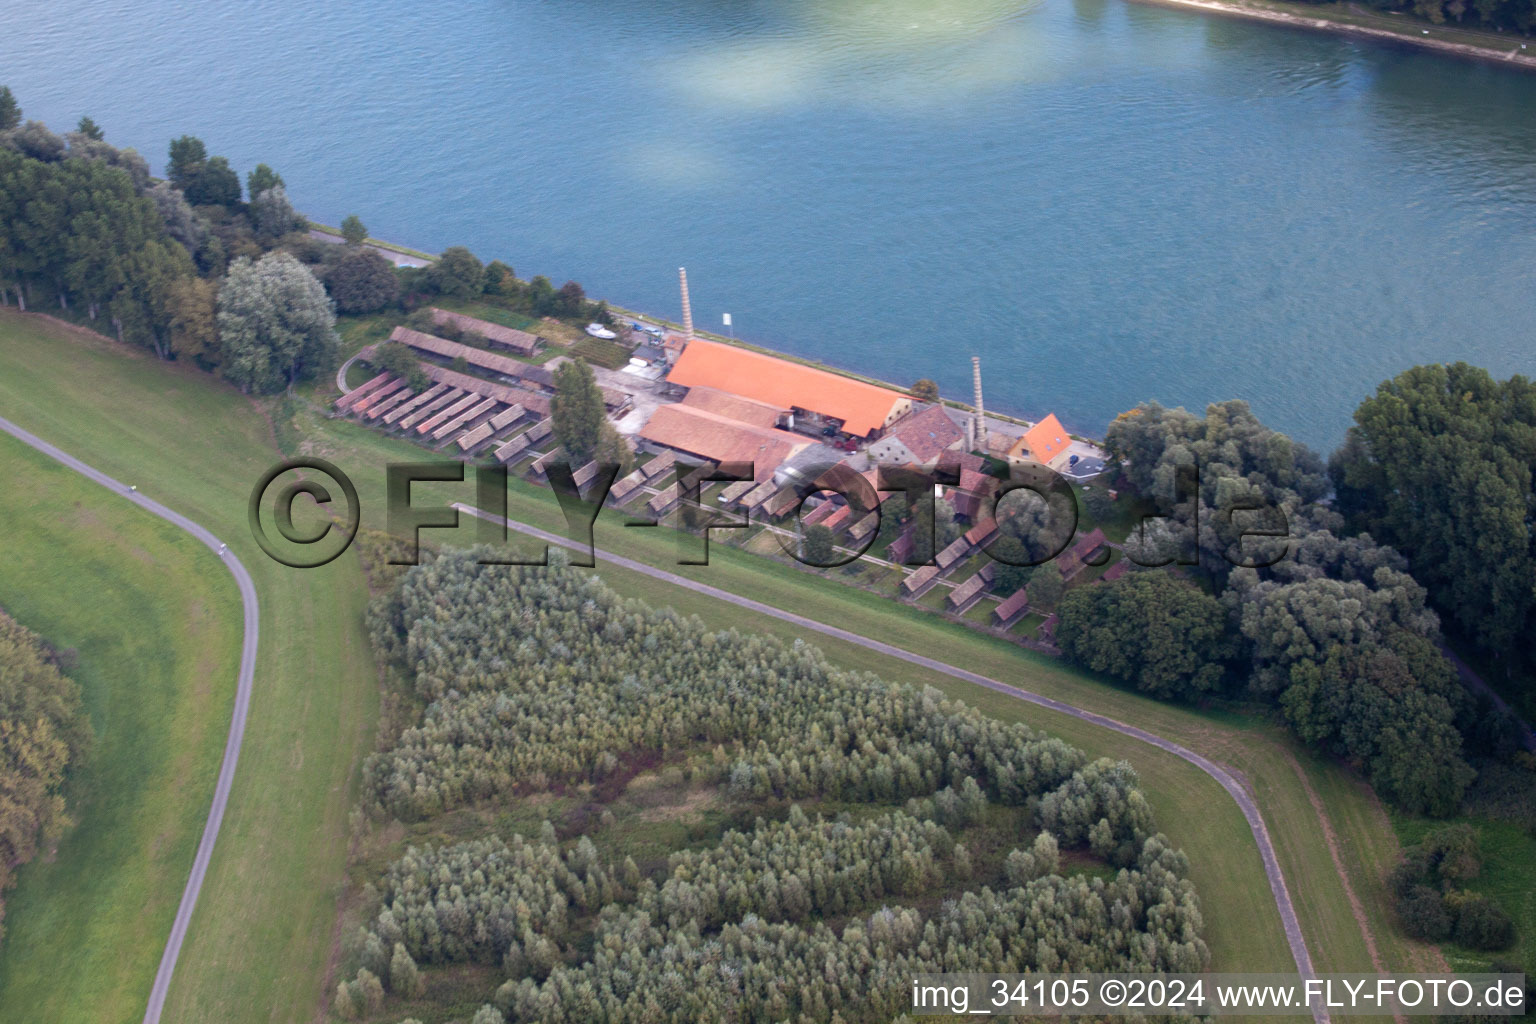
[0,312,378,1023]
[0,437,239,1022]
[0,309,1436,1022]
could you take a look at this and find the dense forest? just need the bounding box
[0,609,88,944]
[1332,363,1536,695]
[348,550,1207,1022]
[1073,395,1534,821]
[0,86,609,395]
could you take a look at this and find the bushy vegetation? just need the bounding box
[1055,572,1234,701]
[1389,825,1515,951]
[0,609,88,944]
[371,341,427,391]
[1100,400,1475,815]
[350,550,1208,1021]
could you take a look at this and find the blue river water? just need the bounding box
[6,0,1536,449]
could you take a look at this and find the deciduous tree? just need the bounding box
[326,247,399,313]
[551,359,605,462]
[1027,562,1064,610]
[249,184,301,240]
[433,246,485,297]
[245,162,283,200]
[1056,573,1233,700]
[217,251,338,394]
[165,276,220,368]
[1331,363,1536,688]
[340,214,368,246]
[166,134,206,190]
[803,523,836,565]
[185,154,241,208]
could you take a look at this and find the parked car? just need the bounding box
[585,323,617,339]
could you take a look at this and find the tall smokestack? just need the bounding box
[679,267,694,341]
[971,356,988,449]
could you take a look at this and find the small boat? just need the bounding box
[585,323,617,339]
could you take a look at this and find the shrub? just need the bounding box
[1451,895,1515,951]
[1396,886,1452,941]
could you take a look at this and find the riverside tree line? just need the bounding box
[1040,384,1533,826]
[1023,376,1531,954]
[0,86,610,396]
[344,550,1208,1022]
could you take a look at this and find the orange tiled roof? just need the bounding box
[1009,413,1071,464]
[667,339,906,437]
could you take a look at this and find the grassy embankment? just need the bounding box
[0,437,239,1022]
[0,312,378,1023]
[0,308,1482,1021]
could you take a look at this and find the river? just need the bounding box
[6,0,1536,449]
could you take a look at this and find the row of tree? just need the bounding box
[348,551,1208,1021]
[0,609,89,945]
[0,86,611,397]
[0,92,340,392]
[363,551,1119,824]
[461,833,1201,1024]
[1352,0,1535,34]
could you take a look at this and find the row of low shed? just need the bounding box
[335,363,555,462]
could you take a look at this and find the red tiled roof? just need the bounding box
[431,308,543,355]
[680,386,783,429]
[392,325,527,378]
[1071,527,1107,561]
[964,517,998,547]
[993,588,1031,624]
[887,405,964,462]
[639,404,807,480]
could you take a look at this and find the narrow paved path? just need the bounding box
[306,227,431,268]
[1440,643,1536,752]
[456,503,1327,1024]
[0,415,260,1024]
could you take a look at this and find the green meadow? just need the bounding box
[0,435,238,1022]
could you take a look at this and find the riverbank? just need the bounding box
[1129,0,1536,71]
